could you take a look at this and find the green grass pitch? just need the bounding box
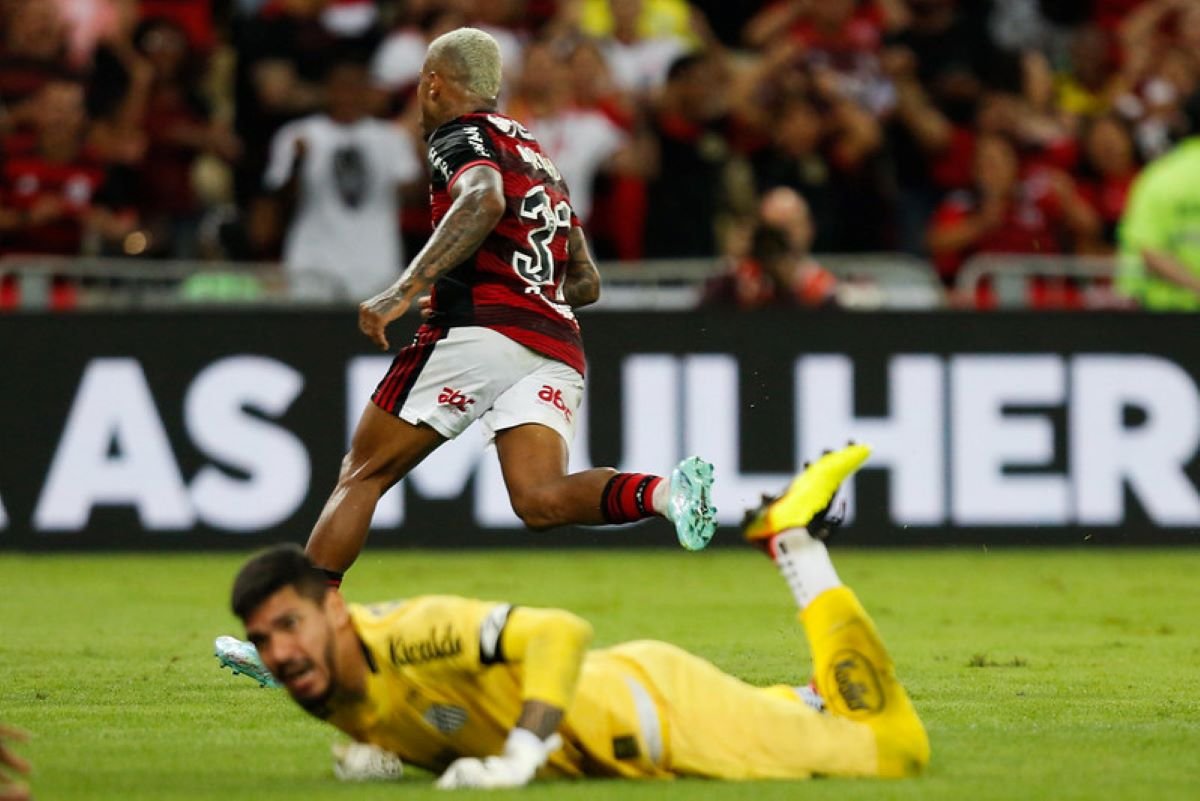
[3,547,1199,800]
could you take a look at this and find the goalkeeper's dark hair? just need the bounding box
[231,543,329,619]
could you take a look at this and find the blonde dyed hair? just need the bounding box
[427,27,503,100]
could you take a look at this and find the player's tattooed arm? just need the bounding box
[358,165,504,350]
[563,226,601,309]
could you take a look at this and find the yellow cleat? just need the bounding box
[743,443,872,544]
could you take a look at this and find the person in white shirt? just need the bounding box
[263,57,421,300]
[507,40,633,223]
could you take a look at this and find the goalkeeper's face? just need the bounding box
[245,586,341,711]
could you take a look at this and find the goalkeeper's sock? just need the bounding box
[601,473,664,523]
[772,529,841,610]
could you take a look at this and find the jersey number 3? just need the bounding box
[513,186,571,286]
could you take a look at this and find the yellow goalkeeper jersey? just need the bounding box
[326,596,668,780]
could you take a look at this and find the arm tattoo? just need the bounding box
[562,227,601,309]
[392,168,503,303]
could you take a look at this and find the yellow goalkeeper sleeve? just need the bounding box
[499,607,593,710]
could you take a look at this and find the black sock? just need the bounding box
[320,568,344,589]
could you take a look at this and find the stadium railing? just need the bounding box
[954,253,1134,310]
[0,252,949,311]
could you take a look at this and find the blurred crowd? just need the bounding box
[1,0,1199,309]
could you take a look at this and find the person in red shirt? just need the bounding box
[1075,113,1140,252]
[927,132,1099,299]
[0,79,137,257]
[0,79,138,309]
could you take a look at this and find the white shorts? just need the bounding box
[371,326,584,446]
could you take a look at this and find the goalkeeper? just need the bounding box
[227,444,929,787]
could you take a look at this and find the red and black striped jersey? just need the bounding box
[422,112,585,375]
[0,134,128,255]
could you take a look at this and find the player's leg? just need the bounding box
[304,403,444,577]
[307,327,526,578]
[489,360,716,549]
[609,639,882,779]
[493,422,615,528]
[744,444,930,777]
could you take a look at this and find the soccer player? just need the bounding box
[227,445,930,787]
[215,25,715,687]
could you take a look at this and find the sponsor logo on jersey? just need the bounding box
[438,386,476,413]
[537,384,572,423]
[827,649,885,715]
[389,625,463,665]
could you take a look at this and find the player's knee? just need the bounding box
[509,487,566,531]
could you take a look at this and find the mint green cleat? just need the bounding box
[669,456,717,550]
[214,635,281,688]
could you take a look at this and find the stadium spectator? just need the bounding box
[881,43,952,255]
[576,0,707,49]
[128,17,241,258]
[507,39,636,225]
[927,132,1099,290]
[0,723,31,801]
[258,57,420,299]
[0,0,74,138]
[226,447,929,787]
[1055,24,1122,117]
[138,0,217,53]
[1115,0,1200,158]
[231,0,383,209]
[562,38,645,258]
[0,79,138,259]
[580,0,697,96]
[1117,132,1200,309]
[704,186,836,309]
[1076,113,1139,252]
[743,0,904,117]
[747,60,884,250]
[51,0,137,71]
[643,51,738,258]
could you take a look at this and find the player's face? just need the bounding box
[244,586,338,710]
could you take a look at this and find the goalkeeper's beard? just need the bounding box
[284,628,340,716]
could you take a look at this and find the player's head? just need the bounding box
[232,544,345,712]
[418,27,501,137]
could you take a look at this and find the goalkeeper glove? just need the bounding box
[435,728,562,790]
[332,741,404,781]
